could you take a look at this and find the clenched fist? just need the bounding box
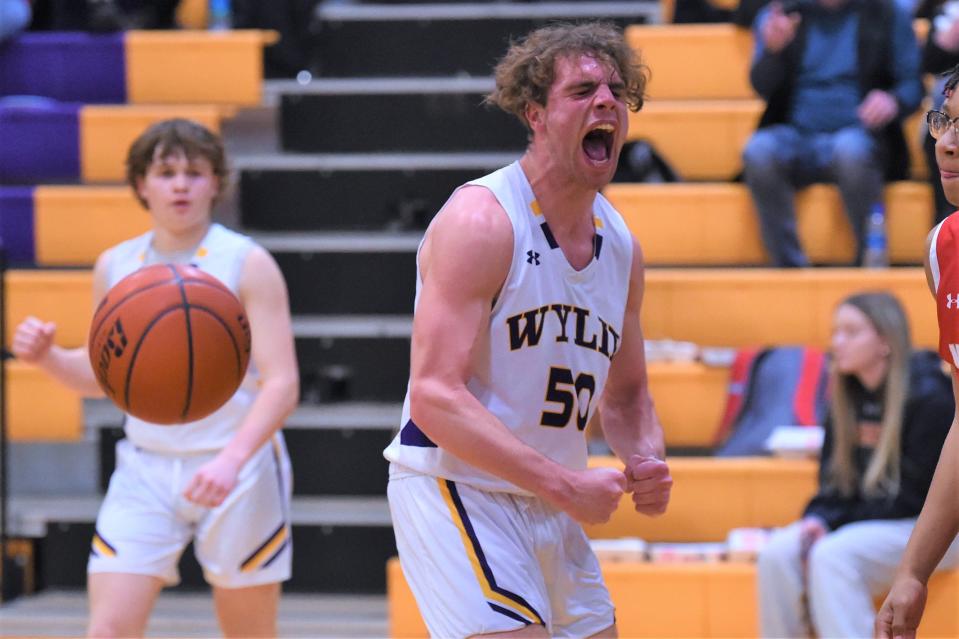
[625,454,672,516]
[11,316,56,363]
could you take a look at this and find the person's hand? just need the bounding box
[859,89,899,130]
[11,316,56,364]
[760,2,802,54]
[625,454,672,516]
[558,467,626,525]
[876,574,927,639]
[799,516,828,568]
[182,452,244,508]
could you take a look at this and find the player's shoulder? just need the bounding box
[208,222,255,251]
[433,185,513,245]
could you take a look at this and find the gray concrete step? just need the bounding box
[0,589,388,637]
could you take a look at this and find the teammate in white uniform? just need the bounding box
[12,119,299,638]
[384,23,673,638]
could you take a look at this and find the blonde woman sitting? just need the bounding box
[757,291,959,638]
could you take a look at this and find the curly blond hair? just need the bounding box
[486,22,648,130]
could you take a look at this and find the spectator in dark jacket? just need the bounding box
[757,292,958,638]
[742,0,922,267]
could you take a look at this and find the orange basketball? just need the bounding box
[88,263,252,425]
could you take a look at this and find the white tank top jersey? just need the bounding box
[384,161,634,494]
[104,223,259,454]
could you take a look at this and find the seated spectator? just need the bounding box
[0,0,31,42]
[757,291,958,638]
[920,0,959,224]
[742,0,922,267]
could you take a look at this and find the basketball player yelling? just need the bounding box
[384,23,673,638]
[11,119,298,638]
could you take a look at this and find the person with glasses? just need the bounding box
[878,63,959,638]
[920,0,959,225]
[741,0,923,267]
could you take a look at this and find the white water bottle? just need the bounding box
[863,202,888,268]
[209,0,231,30]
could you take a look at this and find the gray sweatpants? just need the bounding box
[757,519,959,638]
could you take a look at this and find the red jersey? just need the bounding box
[932,213,959,368]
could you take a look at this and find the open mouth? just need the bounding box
[583,125,614,163]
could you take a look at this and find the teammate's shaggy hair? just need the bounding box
[486,22,649,131]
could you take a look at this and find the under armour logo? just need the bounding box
[526,250,541,265]
[949,294,959,309]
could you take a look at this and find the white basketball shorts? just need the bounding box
[387,464,615,638]
[89,435,292,588]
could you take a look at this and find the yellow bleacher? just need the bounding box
[626,25,755,100]
[7,363,83,441]
[5,271,94,349]
[80,105,225,182]
[643,267,936,348]
[606,181,933,265]
[4,270,93,442]
[388,554,959,638]
[34,186,149,266]
[125,30,278,105]
[386,455,958,637]
[627,99,763,181]
[584,456,816,541]
[648,362,727,447]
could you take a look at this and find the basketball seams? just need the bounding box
[189,306,245,381]
[91,277,232,342]
[122,305,188,414]
[92,263,250,424]
[169,265,196,422]
[90,280,175,344]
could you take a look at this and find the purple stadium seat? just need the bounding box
[0,98,80,183]
[0,32,125,103]
[0,186,34,263]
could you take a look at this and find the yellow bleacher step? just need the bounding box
[628,100,930,182]
[388,556,959,638]
[605,181,932,265]
[80,105,225,183]
[628,100,763,181]
[647,361,727,447]
[625,24,755,100]
[6,362,83,441]
[34,186,150,266]
[125,30,278,105]
[584,456,816,542]
[5,270,94,348]
[642,267,935,349]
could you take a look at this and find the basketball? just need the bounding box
[88,263,252,425]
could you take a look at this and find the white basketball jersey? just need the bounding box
[383,162,634,494]
[104,223,259,454]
